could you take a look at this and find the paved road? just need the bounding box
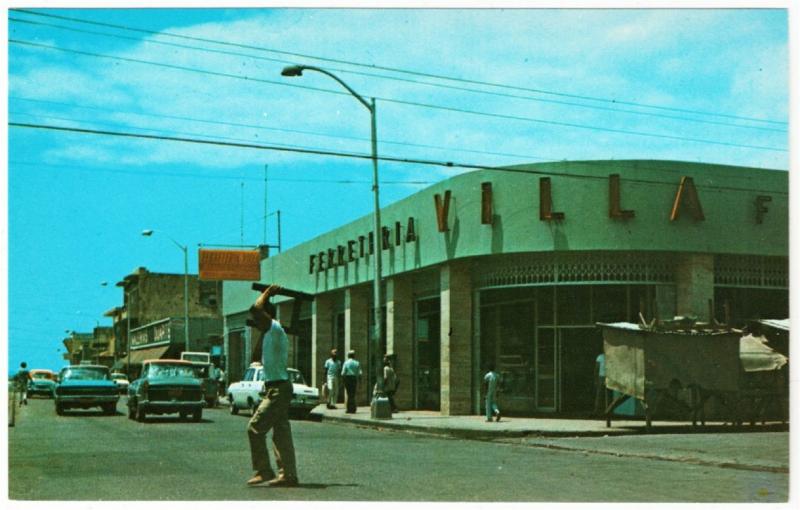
[8,397,788,502]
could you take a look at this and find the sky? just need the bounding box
[4,4,792,375]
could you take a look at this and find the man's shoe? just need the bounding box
[268,476,299,488]
[247,471,276,486]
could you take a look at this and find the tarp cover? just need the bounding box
[740,334,788,372]
[600,323,741,400]
[127,345,171,365]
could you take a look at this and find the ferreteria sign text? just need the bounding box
[309,217,417,274]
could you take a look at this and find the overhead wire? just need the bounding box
[9,122,788,195]
[8,15,786,134]
[9,38,788,154]
[11,7,787,126]
[10,95,552,163]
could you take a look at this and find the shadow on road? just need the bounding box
[249,482,359,490]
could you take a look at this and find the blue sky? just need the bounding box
[5,7,790,373]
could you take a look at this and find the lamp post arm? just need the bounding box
[300,65,372,113]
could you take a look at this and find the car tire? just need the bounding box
[192,408,202,422]
[127,403,135,420]
[103,404,116,415]
[229,396,238,415]
[55,402,64,415]
[136,405,146,423]
[179,411,189,420]
[249,398,258,416]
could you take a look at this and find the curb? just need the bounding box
[311,411,638,439]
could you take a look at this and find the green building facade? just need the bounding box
[223,160,788,417]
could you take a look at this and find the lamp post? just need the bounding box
[142,229,190,353]
[281,65,384,397]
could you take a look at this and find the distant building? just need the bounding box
[222,160,787,417]
[111,267,223,377]
[62,327,114,367]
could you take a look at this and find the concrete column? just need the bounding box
[345,285,369,405]
[440,262,474,416]
[675,253,715,321]
[312,294,333,389]
[386,276,413,410]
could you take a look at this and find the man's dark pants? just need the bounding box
[343,375,358,413]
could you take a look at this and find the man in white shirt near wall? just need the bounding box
[245,285,299,487]
[324,349,342,409]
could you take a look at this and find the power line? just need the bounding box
[10,122,788,195]
[9,39,787,153]
[11,7,787,126]
[8,15,786,134]
[10,160,433,186]
[10,95,551,162]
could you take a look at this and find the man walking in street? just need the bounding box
[341,350,362,414]
[16,362,30,406]
[245,285,299,487]
[323,349,342,409]
[483,365,501,422]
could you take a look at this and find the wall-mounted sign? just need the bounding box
[309,217,417,274]
[199,249,261,281]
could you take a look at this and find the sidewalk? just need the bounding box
[309,405,788,440]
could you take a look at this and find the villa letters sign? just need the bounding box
[199,249,261,281]
[309,217,417,274]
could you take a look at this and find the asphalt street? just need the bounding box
[8,397,789,502]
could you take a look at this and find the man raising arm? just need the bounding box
[246,285,299,487]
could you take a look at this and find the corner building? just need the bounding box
[222,160,788,416]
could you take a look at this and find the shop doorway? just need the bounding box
[558,328,602,414]
[535,328,557,411]
[415,297,440,410]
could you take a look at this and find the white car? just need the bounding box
[226,363,319,419]
[110,372,130,393]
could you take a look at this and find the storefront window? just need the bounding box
[593,285,628,323]
[556,286,591,325]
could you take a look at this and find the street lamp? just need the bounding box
[142,229,190,354]
[281,64,385,398]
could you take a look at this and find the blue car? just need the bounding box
[28,369,57,398]
[127,360,206,422]
[54,365,120,415]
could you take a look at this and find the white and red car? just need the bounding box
[226,363,319,419]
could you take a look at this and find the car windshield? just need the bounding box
[61,367,109,380]
[31,372,53,380]
[147,364,201,379]
[288,370,306,385]
[111,374,127,380]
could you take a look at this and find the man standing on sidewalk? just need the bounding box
[323,349,342,409]
[341,350,362,414]
[483,365,501,422]
[245,285,299,487]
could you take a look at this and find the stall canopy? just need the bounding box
[740,334,788,372]
[127,345,171,365]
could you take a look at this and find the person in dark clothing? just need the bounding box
[16,362,30,406]
[340,351,362,414]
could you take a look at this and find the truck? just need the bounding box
[180,352,218,406]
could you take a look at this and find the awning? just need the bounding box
[758,319,789,332]
[128,345,171,365]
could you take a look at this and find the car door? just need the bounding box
[233,368,255,407]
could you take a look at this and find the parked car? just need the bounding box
[28,369,57,398]
[226,363,319,418]
[179,352,219,407]
[54,365,120,415]
[127,360,205,422]
[110,372,130,393]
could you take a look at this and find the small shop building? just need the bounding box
[222,160,788,416]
